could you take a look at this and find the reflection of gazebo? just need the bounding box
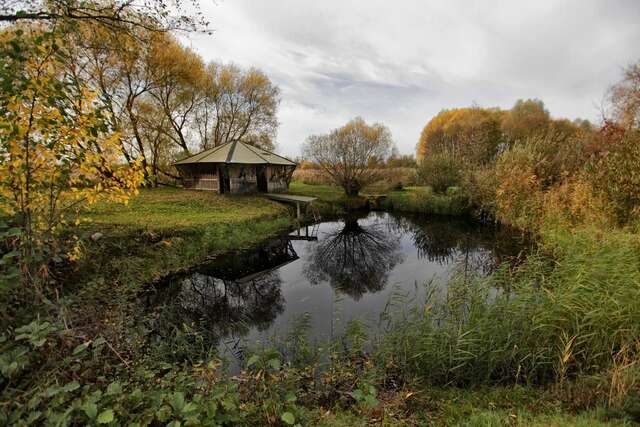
[202,238,299,283]
[146,236,302,351]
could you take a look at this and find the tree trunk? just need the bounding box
[343,182,361,197]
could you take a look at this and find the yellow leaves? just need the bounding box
[1,30,144,259]
[67,238,83,262]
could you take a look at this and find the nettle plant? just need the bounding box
[1,319,247,426]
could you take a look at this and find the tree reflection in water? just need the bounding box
[384,214,527,276]
[304,214,403,300]
[147,238,296,353]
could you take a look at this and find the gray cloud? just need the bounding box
[182,0,640,157]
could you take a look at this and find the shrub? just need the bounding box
[586,130,640,225]
[416,151,462,194]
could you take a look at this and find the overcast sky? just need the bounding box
[182,0,640,157]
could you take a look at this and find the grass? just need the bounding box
[72,187,293,286]
[288,181,471,216]
[83,187,288,229]
[313,385,632,426]
[384,186,470,215]
[288,181,345,203]
[51,188,295,361]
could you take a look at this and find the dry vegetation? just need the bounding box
[293,167,418,192]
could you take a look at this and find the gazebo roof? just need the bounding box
[174,141,296,166]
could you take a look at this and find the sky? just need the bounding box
[182,0,640,157]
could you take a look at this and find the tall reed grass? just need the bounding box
[376,227,640,388]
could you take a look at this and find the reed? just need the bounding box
[376,227,640,389]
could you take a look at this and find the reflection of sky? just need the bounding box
[153,212,526,358]
[243,214,463,347]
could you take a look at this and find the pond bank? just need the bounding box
[287,181,471,218]
[7,187,639,426]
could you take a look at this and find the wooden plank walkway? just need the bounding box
[266,194,317,204]
[266,194,318,219]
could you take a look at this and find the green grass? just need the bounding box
[55,188,295,360]
[288,181,345,202]
[383,186,470,215]
[83,187,288,229]
[309,385,630,426]
[71,187,293,287]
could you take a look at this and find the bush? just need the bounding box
[383,188,469,215]
[416,151,462,194]
[586,130,640,225]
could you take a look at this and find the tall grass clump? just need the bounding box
[377,227,640,388]
[383,187,469,216]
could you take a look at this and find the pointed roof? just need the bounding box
[174,141,296,166]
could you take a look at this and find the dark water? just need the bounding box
[144,212,527,360]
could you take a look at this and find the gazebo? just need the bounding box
[174,141,297,194]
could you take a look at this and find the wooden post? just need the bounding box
[296,202,301,220]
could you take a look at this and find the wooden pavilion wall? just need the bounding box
[228,164,258,193]
[177,164,219,191]
[266,165,295,193]
[178,163,295,193]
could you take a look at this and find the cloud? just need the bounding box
[182,0,640,157]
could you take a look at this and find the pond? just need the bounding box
[144,211,528,362]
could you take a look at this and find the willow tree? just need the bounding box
[303,117,393,196]
[609,60,640,130]
[416,107,504,164]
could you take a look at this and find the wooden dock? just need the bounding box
[266,194,318,219]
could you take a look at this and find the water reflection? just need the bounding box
[145,212,527,360]
[146,238,296,348]
[385,214,525,275]
[304,214,402,300]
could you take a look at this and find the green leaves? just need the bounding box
[268,357,281,371]
[246,354,260,368]
[0,346,29,378]
[96,409,114,424]
[280,411,295,425]
[15,320,58,348]
[350,384,379,408]
[246,352,282,371]
[81,402,98,420]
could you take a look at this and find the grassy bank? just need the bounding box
[6,188,295,386]
[73,188,293,288]
[382,186,469,215]
[288,181,470,216]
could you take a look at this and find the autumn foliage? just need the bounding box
[416,90,640,229]
[0,28,144,290]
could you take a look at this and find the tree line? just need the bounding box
[414,65,640,227]
[0,10,281,291]
[65,24,281,186]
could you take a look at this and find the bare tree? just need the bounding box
[302,117,393,196]
[0,0,209,33]
[196,63,280,151]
